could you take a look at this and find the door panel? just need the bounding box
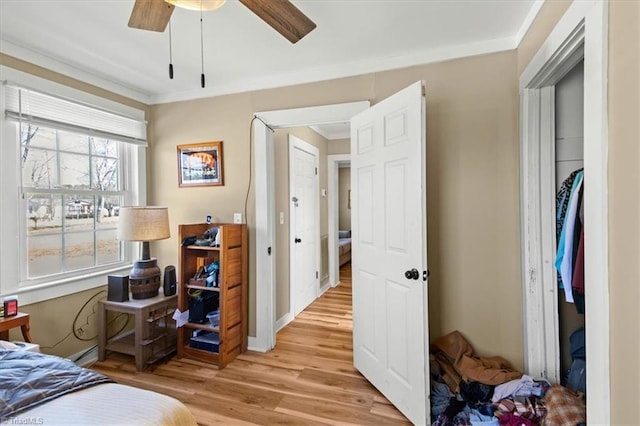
[358,269,377,357]
[387,278,410,381]
[385,160,408,252]
[351,81,428,425]
[357,167,375,244]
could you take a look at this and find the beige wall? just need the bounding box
[150,50,523,366]
[338,167,351,230]
[608,1,640,423]
[516,1,573,75]
[273,127,329,321]
[327,138,350,155]
[13,287,129,358]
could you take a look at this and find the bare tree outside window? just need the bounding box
[21,124,122,279]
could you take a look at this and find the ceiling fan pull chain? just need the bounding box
[168,21,174,79]
[200,1,205,88]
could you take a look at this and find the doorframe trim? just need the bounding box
[519,0,609,422]
[328,154,351,287]
[252,101,370,351]
[288,134,321,316]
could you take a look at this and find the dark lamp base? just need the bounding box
[129,258,161,299]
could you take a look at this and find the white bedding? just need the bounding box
[16,383,197,426]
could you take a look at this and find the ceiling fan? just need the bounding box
[128,0,317,44]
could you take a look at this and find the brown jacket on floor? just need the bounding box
[431,330,522,392]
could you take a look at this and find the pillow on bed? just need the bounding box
[338,230,351,239]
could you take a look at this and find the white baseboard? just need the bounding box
[275,312,294,332]
[247,336,269,352]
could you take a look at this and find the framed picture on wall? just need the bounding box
[177,141,224,187]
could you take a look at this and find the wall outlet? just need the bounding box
[233,213,242,224]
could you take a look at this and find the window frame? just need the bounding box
[0,66,147,305]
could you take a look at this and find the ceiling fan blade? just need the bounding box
[128,0,175,32]
[238,0,316,44]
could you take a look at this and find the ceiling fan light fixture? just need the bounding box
[165,0,226,12]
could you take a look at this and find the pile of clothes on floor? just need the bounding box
[430,331,586,426]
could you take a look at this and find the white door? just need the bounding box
[289,135,320,316]
[350,81,429,424]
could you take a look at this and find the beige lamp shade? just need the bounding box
[117,206,170,242]
[117,206,170,299]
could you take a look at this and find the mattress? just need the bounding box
[0,346,196,426]
[338,238,351,256]
[17,383,197,426]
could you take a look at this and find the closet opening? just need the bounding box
[554,60,585,394]
[518,1,609,421]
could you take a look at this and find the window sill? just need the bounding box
[12,264,132,306]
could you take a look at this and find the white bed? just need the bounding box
[18,383,196,426]
[338,229,352,266]
[0,346,197,426]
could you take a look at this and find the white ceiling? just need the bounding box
[0,0,542,106]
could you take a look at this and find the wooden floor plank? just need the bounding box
[92,262,410,424]
[275,394,411,426]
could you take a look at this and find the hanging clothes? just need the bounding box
[556,168,583,240]
[555,168,583,289]
[555,171,583,303]
[572,227,585,313]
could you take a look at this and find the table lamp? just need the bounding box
[117,206,170,299]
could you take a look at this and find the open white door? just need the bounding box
[350,81,429,424]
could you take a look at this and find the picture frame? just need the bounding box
[177,141,224,187]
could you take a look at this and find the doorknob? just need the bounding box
[295,238,302,243]
[404,268,419,280]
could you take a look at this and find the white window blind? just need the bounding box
[4,83,147,146]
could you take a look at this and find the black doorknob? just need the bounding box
[404,268,420,280]
[295,238,302,243]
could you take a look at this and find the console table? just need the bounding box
[98,293,177,371]
[0,312,33,343]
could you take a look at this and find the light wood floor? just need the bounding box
[92,263,410,425]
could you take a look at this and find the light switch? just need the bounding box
[233,213,242,224]
[280,212,285,225]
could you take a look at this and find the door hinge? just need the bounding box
[423,269,430,281]
[267,247,272,255]
[315,167,318,175]
[316,271,319,279]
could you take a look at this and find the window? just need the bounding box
[22,124,123,279]
[1,67,147,304]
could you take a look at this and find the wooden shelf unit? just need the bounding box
[177,223,247,368]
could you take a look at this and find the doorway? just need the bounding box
[328,154,351,288]
[251,101,370,352]
[518,0,608,421]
